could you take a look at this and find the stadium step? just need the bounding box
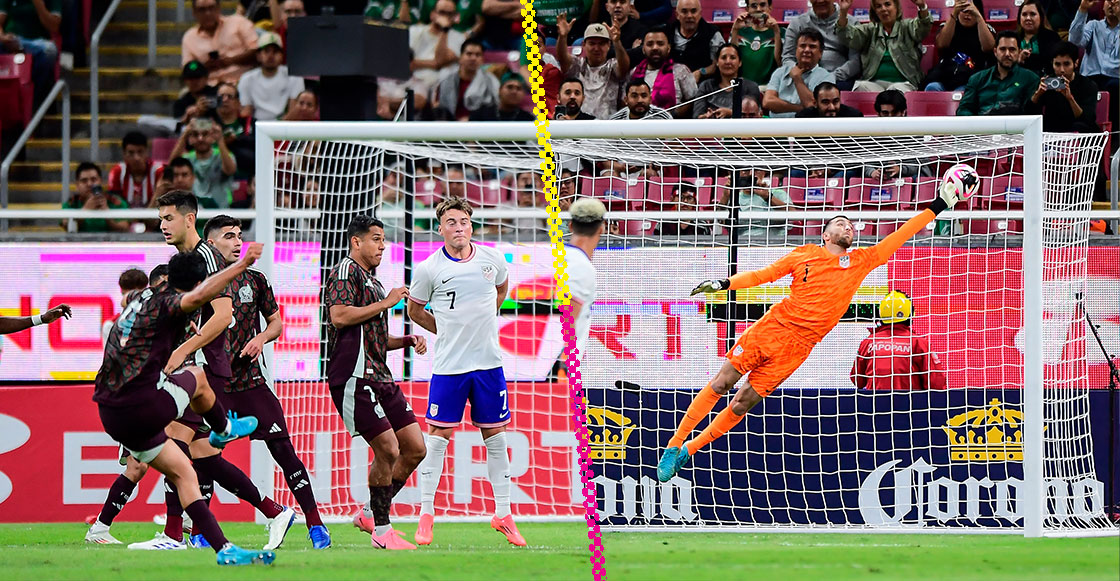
[101,24,193,45]
[8,161,80,184]
[34,114,141,141]
[23,138,119,162]
[68,68,184,93]
[109,0,188,22]
[67,90,183,115]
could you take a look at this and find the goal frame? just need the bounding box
[252,117,1055,535]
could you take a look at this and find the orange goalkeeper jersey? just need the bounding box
[728,210,937,344]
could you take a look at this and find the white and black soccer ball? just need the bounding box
[941,163,980,202]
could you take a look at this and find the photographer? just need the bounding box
[1025,41,1099,133]
[174,60,220,131]
[61,163,132,233]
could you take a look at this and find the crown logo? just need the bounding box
[587,408,636,460]
[942,398,1030,462]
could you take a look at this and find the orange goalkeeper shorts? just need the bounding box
[725,319,816,398]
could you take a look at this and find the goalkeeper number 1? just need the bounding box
[658,175,969,482]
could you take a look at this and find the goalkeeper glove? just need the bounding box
[938,181,963,209]
[690,279,730,296]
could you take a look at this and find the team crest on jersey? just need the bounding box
[733,345,744,356]
[481,264,497,283]
[238,285,254,303]
[839,256,850,269]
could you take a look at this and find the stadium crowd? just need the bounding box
[3,0,1112,233]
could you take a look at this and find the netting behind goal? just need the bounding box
[552,129,1114,535]
[263,137,579,521]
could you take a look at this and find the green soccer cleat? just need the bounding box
[657,446,690,482]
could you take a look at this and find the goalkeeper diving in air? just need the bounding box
[658,168,976,482]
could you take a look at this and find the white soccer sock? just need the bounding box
[484,432,512,519]
[418,435,449,516]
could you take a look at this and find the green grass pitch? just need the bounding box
[3,523,1117,580]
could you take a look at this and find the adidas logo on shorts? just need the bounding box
[268,423,282,434]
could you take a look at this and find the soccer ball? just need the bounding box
[941,163,980,203]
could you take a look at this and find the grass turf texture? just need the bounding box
[0,522,589,580]
[605,531,1120,580]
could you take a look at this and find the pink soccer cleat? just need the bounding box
[414,513,434,546]
[370,528,416,550]
[352,510,373,534]
[490,515,526,547]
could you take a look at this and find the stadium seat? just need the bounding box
[0,53,33,129]
[484,50,519,65]
[840,91,879,116]
[646,176,719,210]
[846,177,914,209]
[782,176,845,207]
[905,91,961,116]
[920,44,936,77]
[962,218,1023,234]
[464,178,512,206]
[771,0,810,22]
[415,178,445,206]
[149,137,177,164]
[982,175,1024,211]
[852,218,899,238]
[580,175,643,210]
[1096,91,1111,134]
[983,0,1018,22]
[848,0,874,22]
[619,219,656,236]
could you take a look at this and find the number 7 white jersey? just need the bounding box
[409,244,509,375]
[564,244,597,358]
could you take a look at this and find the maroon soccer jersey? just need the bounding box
[95,287,191,406]
[224,267,279,391]
[323,256,392,386]
[186,239,233,378]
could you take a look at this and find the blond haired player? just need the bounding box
[658,173,971,481]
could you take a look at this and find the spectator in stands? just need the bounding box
[174,60,221,130]
[610,78,673,119]
[169,117,237,208]
[672,0,724,82]
[214,82,254,177]
[383,0,465,113]
[731,0,781,87]
[783,0,862,90]
[478,0,523,50]
[365,0,420,22]
[0,0,60,103]
[432,38,499,121]
[1016,0,1060,77]
[555,78,597,119]
[1070,0,1118,141]
[471,72,533,120]
[851,291,947,390]
[236,0,270,21]
[237,32,304,121]
[108,132,165,208]
[62,163,132,233]
[630,28,699,117]
[182,0,260,85]
[718,168,790,237]
[837,0,933,92]
[694,44,762,118]
[283,89,319,120]
[168,156,196,192]
[424,0,484,36]
[874,87,907,115]
[923,0,995,91]
[658,185,711,236]
[742,94,764,117]
[508,183,544,238]
[796,81,863,116]
[557,20,630,120]
[267,0,305,46]
[632,0,672,27]
[557,169,577,211]
[1026,41,1099,132]
[601,0,648,51]
[957,30,1040,115]
[763,29,835,117]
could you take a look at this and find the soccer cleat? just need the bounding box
[370,528,416,550]
[657,446,690,482]
[189,533,211,549]
[207,412,258,449]
[85,522,122,545]
[263,506,296,550]
[216,543,276,566]
[414,513,434,546]
[490,515,526,547]
[128,532,186,550]
[308,525,331,549]
[352,510,374,534]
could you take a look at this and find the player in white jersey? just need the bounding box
[406,197,525,547]
[564,199,606,358]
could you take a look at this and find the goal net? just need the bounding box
[559,123,1115,536]
[255,131,580,522]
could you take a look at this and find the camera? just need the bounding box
[555,105,569,119]
[1044,76,1067,91]
[208,50,220,61]
[750,11,766,25]
[91,184,103,196]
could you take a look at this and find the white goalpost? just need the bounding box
[251,118,1116,536]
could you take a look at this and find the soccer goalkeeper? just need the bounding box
[658,176,969,482]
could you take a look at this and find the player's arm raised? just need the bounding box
[169,297,233,371]
[871,175,970,263]
[0,304,72,335]
[180,243,263,313]
[690,250,803,296]
[330,286,409,329]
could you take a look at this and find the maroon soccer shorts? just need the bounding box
[329,379,417,443]
[220,385,291,440]
[98,369,198,463]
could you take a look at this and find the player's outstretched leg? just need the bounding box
[683,379,764,456]
[145,428,276,566]
[658,362,743,482]
[484,429,525,547]
[266,438,331,549]
[86,454,148,544]
[190,441,295,551]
